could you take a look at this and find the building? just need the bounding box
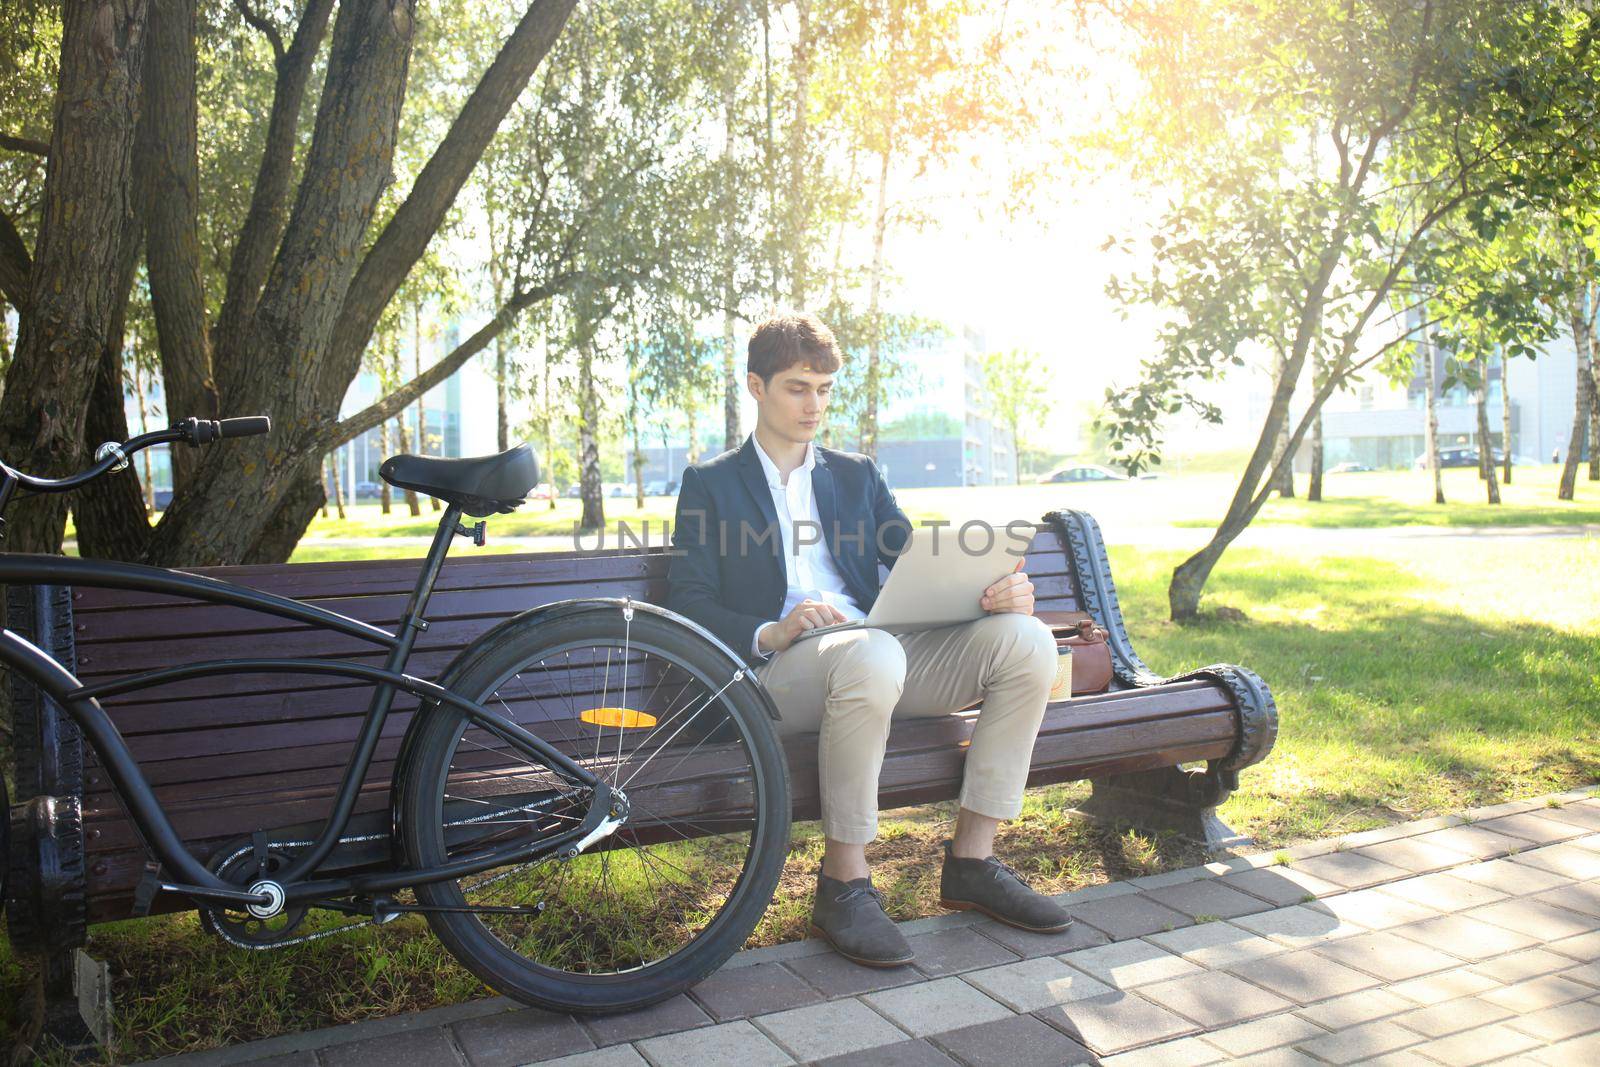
[1283,327,1588,472]
[623,326,1017,490]
[123,318,501,502]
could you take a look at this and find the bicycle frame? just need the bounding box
[0,501,617,913]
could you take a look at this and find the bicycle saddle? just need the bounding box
[379,442,540,517]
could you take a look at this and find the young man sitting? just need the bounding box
[666,311,1071,968]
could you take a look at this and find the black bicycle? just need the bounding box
[0,416,791,1014]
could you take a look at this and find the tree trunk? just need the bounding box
[631,413,645,509]
[1010,417,1021,484]
[497,333,510,453]
[759,3,781,301]
[1475,362,1500,504]
[827,148,857,307]
[720,67,740,454]
[1587,373,1599,481]
[327,453,346,520]
[1559,297,1591,501]
[722,304,739,452]
[245,461,324,564]
[1424,334,1444,504]
[1308,348,1325,501]
[379,416,392,514]
[76,324,158,561]
[543,341,556,510]
[577,335,604,530]
[862,146,891,463]
[393,345,421,515]
[1167,235,1348,621]
[141,0,216,494]
[1271,353,1295,498]
[0,0,151,555]
[73,173,153,560]
[1500,349,1512,486]
[1590,300,1600,480]
[414,300,441,512]
[787,0,812,307]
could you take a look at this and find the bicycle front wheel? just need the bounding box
[394,604,791,1013]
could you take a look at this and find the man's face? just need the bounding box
[751,364,832,440]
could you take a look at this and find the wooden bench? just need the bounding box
[4,506,1276,1034]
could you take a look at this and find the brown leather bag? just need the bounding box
[1037,611,1114,694]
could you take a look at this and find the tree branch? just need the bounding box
[211,0,335,377]
[0,205,31,312]
[0,132,50,156]
[320,271,582,450]
[140,0,217,491]
[323,0,579,393]
[231,0,285,60]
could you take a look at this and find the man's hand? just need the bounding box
[763,598,848,653]
[981,560,1034,615]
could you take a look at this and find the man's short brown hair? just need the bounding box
[747,311,843,384]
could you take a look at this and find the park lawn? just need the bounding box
[296,464,1600,539]
[1169,463,1600,528]
[64,463,1599,551]
[5,534,1598,1062]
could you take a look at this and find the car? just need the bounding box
[1411,447,1506,470]
[564,483,582,498]
[1328,461,1374,474]
[644,480,674,496]
[527,482,554,500]
[1036,463,1131,484]
[352,479,380,498]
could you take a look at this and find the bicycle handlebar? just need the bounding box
[0,414,272,496]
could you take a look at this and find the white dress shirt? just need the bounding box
[749,432,866,658]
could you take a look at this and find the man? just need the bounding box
[666,311,1071,968]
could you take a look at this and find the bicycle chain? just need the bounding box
[203,795,572,951]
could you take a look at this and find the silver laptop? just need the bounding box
[790,523,1029,642]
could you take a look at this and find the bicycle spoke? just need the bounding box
[428,627,776,981]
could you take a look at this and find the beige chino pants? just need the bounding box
[754,611,1059,844]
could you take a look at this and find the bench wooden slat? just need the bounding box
[70,533,1075,613]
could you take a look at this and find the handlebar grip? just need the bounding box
[219,416,271,439]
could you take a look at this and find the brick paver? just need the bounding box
[749,998,909,1062]
[1056,937,1205,988]
[1033,989,1200,1055]
[860,975,1014,1036]
[959,954,1113,1012]
[927,1012,1096,1066]
[633,1020,794,1067]
[139,786,1600,1067]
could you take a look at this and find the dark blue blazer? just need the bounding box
[666,434,912,667]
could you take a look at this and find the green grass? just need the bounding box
[1169,465,1600,528]
[290,464,1598,540]
[7,527,1598,1062]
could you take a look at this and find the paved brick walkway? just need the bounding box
[142,787,1600,1067]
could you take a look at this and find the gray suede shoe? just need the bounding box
[807,866,916,967]
[938,839,1074,932]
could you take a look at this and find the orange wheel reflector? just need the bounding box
[579,707,658,729]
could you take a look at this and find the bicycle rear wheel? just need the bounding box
[394,603,790,1013]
